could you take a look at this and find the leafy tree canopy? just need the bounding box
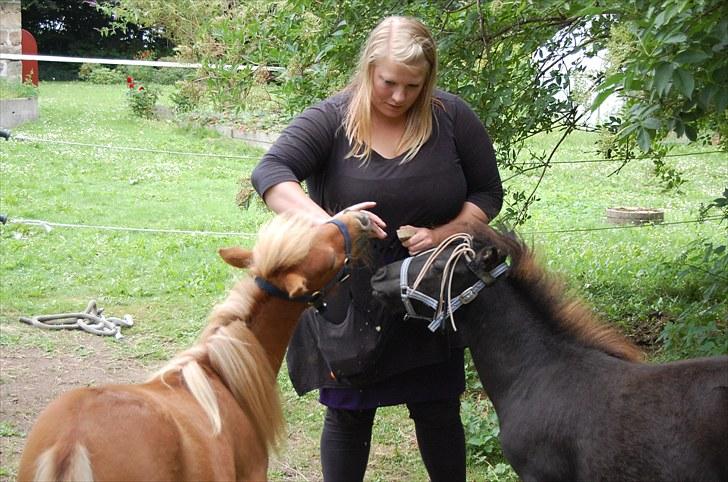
[22,0,174,79]
[100,0,727,222]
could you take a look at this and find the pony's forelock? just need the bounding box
[252,212,317,278]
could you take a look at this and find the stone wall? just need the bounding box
[0,1,22,82]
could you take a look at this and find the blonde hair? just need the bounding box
[344,16,438,164]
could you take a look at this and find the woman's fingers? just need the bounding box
[400,226,436,254]
[359,210,387,239]
[343,201,377,212]
[336,202,387,239]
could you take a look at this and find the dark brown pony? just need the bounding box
[371,227,728,482]
[18,211,370,482]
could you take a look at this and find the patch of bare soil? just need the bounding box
[0,327,153,481]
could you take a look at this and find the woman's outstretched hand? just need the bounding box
[336,202,387,239]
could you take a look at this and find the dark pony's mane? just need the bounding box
[478,226,644,362]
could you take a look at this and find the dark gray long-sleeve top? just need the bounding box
[252,90,502,223]
[251,89,503,398]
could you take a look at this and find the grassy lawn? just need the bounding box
[1,81,725,481]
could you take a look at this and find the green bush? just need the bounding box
[170,79,204,113]
[125,77,159,118]
[658,239,728,358]
[79,64,126,84]
[125,62,191,85]
[461,396,519,481]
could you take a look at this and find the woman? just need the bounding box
[251,16,502,482]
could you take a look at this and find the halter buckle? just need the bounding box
[460,287,478,304]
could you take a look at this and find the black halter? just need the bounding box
[254,218,352,312]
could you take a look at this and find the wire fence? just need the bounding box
[6,134,723,165]
[2,53,725,242]
[1,215,723,239]
[0,53,285,72]
[10,135,262,161]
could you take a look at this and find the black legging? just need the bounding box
[320,398,466,482]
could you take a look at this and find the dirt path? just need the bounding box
[0,325,152,481]
[0,323,424,481]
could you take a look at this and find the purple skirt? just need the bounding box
[319,349,465,410]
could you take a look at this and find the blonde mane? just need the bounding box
[251,212,318,278]
[483,227,644,362]
[150,212,321,453]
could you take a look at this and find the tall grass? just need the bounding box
[0,82,725,481]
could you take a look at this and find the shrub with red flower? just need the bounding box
[125,76,158,118]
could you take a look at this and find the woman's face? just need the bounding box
[370,57,428,121]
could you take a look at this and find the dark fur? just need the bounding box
[372,226,728,482]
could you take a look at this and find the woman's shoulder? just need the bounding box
[433,89,471,113]
[307,91,350,117]
[290,92,349,132]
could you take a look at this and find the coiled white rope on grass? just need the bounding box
[19,300,134,340]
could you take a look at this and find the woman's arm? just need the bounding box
[263,181,388,238]
[262,181,330,221]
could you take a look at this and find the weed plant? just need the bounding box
[0,78,38,99]
[0,82,725,481]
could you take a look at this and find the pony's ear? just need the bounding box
[282,273,308,298]
[475,246,502,269]
[218,247,253,268]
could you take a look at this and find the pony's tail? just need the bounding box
[33,443,93,481]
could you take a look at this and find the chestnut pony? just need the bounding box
[18,211,370,482]
[371,228,728,482]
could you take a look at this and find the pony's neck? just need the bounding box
[247,296,307,374]
[463,282,591,406]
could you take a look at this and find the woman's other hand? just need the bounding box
[398,225,440,255]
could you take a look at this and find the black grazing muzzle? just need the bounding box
[371,235,508,332]
[255,217,357,312]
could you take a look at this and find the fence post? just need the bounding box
[0,0,22,82]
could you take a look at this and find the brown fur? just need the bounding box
[18,211,370,482]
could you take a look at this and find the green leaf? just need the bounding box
[642,117,661,129]
[637,127,652,151]
[662,32,687,44]
[590,74,623,110]
[684,123,698,141]
[673,69,695,98]
[696,86,716,110]
[674,49,710,64]
[715,88,728,113]
[653,62,674,97]
[672,117,685,137]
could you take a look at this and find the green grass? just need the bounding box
[0,78,38,99]
[0,421,22,438]
[506,130,727,359]
[1,81,271,361]
[1,81,726,481]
